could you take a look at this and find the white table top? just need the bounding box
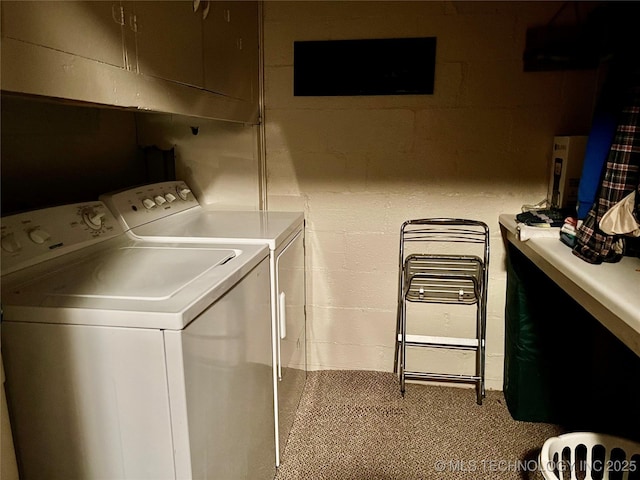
[499,214,640,356]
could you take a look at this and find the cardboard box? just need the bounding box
[547,136,588,210]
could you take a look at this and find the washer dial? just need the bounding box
[81,208,105,230]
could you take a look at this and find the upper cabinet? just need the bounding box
[132,1,258,103]
[132,1,204,88]
[203,1,259,103]
[0,1,260,124]
[1,1,127,68]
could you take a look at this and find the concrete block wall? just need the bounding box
[263,1,598,390]
[136,113,261,210]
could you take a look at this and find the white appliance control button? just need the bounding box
[1,233,22,253]
[177,187,191,201]
[165,193,177,203]
[28,228,51,244]
[154,195,167,206]
[142,198,156,210]
[82,209,105,230]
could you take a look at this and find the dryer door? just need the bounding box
[275,230,306,460]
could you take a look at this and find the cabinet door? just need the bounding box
[1,1,126,68]
[132,1,203,88]
[203,1,259,102]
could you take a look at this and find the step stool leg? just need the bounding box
[400,296,408,395]
[480,300,487,399]
[393,300,402,375]
[475,346,484,405]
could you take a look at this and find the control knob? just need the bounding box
[142,198,156,210]
[28,228,51,245]
[82,208,105,230]
[165,193,177,203]
[1,233,22,253]
[154,195,167,206]
[177,186,191,201]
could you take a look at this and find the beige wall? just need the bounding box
[136,113,261,210]
[263,1,598,389]
[1,95,261,213]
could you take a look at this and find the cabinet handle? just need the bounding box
[112,4,125,26]
[202,1,210,20]
[193,0,200,13]
[128,13,137,33]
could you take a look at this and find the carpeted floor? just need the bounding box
[274,370,564,480]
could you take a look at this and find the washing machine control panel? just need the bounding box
[100,181,200,231]
[1,201,123,275]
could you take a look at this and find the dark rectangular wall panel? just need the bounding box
[294,37,436,96]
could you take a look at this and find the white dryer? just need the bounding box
[100,181,306,466]
[0,201,275,480]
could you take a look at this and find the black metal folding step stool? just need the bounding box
[393,218,490,404]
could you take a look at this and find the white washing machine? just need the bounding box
[0,200,275,480]
[100,181,306,467]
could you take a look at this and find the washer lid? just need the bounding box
[2,239,269,330]
[37,245,235,300]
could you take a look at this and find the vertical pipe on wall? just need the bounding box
[257,0,268,210]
